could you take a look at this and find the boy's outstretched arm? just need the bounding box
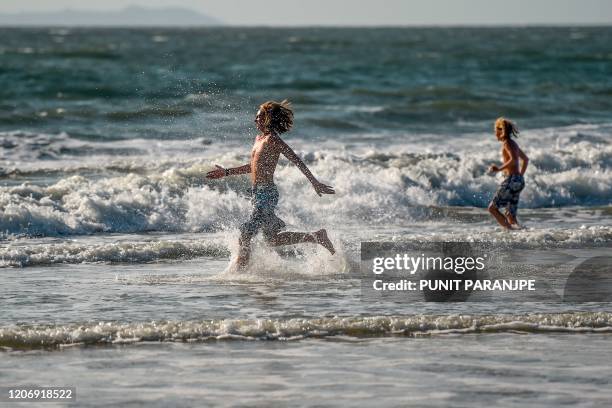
[206,163,251,179]
[518,147,529,175]
[273,137,335,196]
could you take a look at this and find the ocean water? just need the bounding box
[1,27,611,406]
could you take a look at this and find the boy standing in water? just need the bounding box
[488,117,529,230]
[206,100,335,269]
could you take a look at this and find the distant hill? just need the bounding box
[0,5,222,27]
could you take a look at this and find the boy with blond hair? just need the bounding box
[488,117,530,229]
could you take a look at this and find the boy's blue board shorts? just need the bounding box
[491,174,525,218]
[240,183,286,240]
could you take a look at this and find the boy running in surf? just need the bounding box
[488,117,530,230]
[206,100,335,269]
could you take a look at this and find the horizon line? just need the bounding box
[0,23,611,28]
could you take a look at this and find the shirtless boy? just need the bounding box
[206,100,335,269]
[488,117,530,229]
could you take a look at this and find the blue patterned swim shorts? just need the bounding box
[240,184,286,240]
[491,174,525,218]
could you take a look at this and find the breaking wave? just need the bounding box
[0,124,610,238]
[0,239,228,267]
[2,312,611,349]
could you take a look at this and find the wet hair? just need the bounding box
[496,117,520,139]
[258,100,294,134]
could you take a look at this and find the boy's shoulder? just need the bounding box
[504,139,519,148]
[268,133,287,146]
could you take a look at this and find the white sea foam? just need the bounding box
[0,224,608,268]
[0,125,610,238]
[395,225,612,247]
[2,312,610,349]
[216,231,351,282]
[0,239,228,267]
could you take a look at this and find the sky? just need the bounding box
[1,0,611,26]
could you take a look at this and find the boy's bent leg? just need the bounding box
[496,176,524,229]
[266,232,315,246]
[313,229,335,254]
[488,203,512,230]
[506,191,522,227]
[266,230,335,255]
[505,211,519,226]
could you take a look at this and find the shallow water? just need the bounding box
[3,335,612,407]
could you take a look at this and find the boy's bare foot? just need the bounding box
[313,229,335,255]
